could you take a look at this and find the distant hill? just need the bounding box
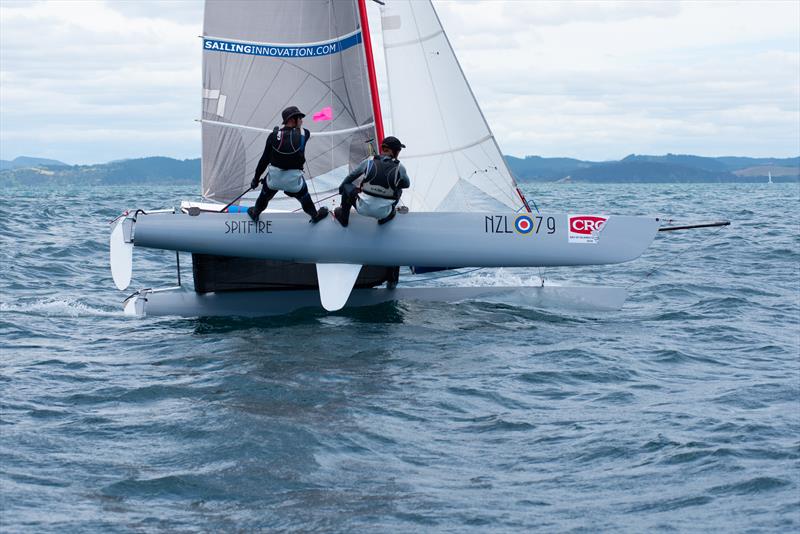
[569,160,735,183]
[503,155,600,182]
[2,153,798,186]
[0,157,200,187]
[505,153,800,183]
[715,156,800,171]
[0,156,68,171]
[733,165,800,177]
[621,153,729,172]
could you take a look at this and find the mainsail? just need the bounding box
[380,0,528,213]
[201,0,378,207]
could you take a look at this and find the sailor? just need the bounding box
[247,106,329,223]
[334,136,410,227]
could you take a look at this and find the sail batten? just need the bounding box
[201,119,375,137]
[383,29,444,49]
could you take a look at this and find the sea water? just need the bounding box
[1,184,798,531]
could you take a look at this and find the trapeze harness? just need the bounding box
[269,126,307,170]
[359,156,403,201]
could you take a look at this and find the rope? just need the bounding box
[626,224,728,290]
[292,191,340,212]
[406,267,485,283]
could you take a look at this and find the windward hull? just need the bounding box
[127,211,659,268]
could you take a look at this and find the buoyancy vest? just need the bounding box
[269,127,307,170]
[360,156,402,200]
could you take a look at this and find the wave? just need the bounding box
[0,297,121,317]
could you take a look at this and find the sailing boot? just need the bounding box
[248,186,277,221]
[377,207,397,225]
[298,192,328,224]
[309,206,329,223]
[334,194,354,227]
[334,206,351,227]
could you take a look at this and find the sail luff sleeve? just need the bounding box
[358,0,385,143]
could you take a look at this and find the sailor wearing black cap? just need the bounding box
[247,106,329,223]
[334,136,410,227]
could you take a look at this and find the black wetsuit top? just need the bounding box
[253,127,311,181]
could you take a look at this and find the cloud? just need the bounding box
[104,0,203,22]
[0,0,798,164]
[0,0,201,163]
[433,0,800,159]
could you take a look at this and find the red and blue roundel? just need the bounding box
[515,215,534,234]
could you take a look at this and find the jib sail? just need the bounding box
[380,0,528,212]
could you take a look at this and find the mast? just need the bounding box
[358,0,385,143]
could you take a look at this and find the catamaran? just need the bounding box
[110,0,725,317]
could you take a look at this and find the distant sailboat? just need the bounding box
[768,171,773,184]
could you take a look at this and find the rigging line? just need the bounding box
[416,153,447,211]
[406,267,485,283]
[475,140,524,209]
[306,163,319,202]
[228,54,257,119]
[457,159,517,210]
[241,58,360,156]
[240,72,312,155]
[240,62,285,141]
[461,147,520,208]
[268,57,360,126]
[264,73,313,135]
[466,148,545,280]
[292,191,339,211]
[305,132,357,164]
[429,0,534,212]
[447,156,478,212]
[458,173,475,213]
[218,38,227,90]
[406,3,514,212]
[626,224,728,291]
[408,3,457,170]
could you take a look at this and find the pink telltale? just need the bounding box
[313,106,333,122]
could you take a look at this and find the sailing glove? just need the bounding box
[250,176,261,189]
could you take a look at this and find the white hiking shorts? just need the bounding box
[266,167,304,193]
[356,194,395,220]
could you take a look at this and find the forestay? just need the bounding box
[202,0,377,207]
[380,0,526,213]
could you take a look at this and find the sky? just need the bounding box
[0,0,798,165]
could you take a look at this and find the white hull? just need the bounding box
[117,210,660,268]
[124,285,628,317]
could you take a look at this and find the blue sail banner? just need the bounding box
[203,32,363,58]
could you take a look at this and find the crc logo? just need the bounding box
[569,215,607,235]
